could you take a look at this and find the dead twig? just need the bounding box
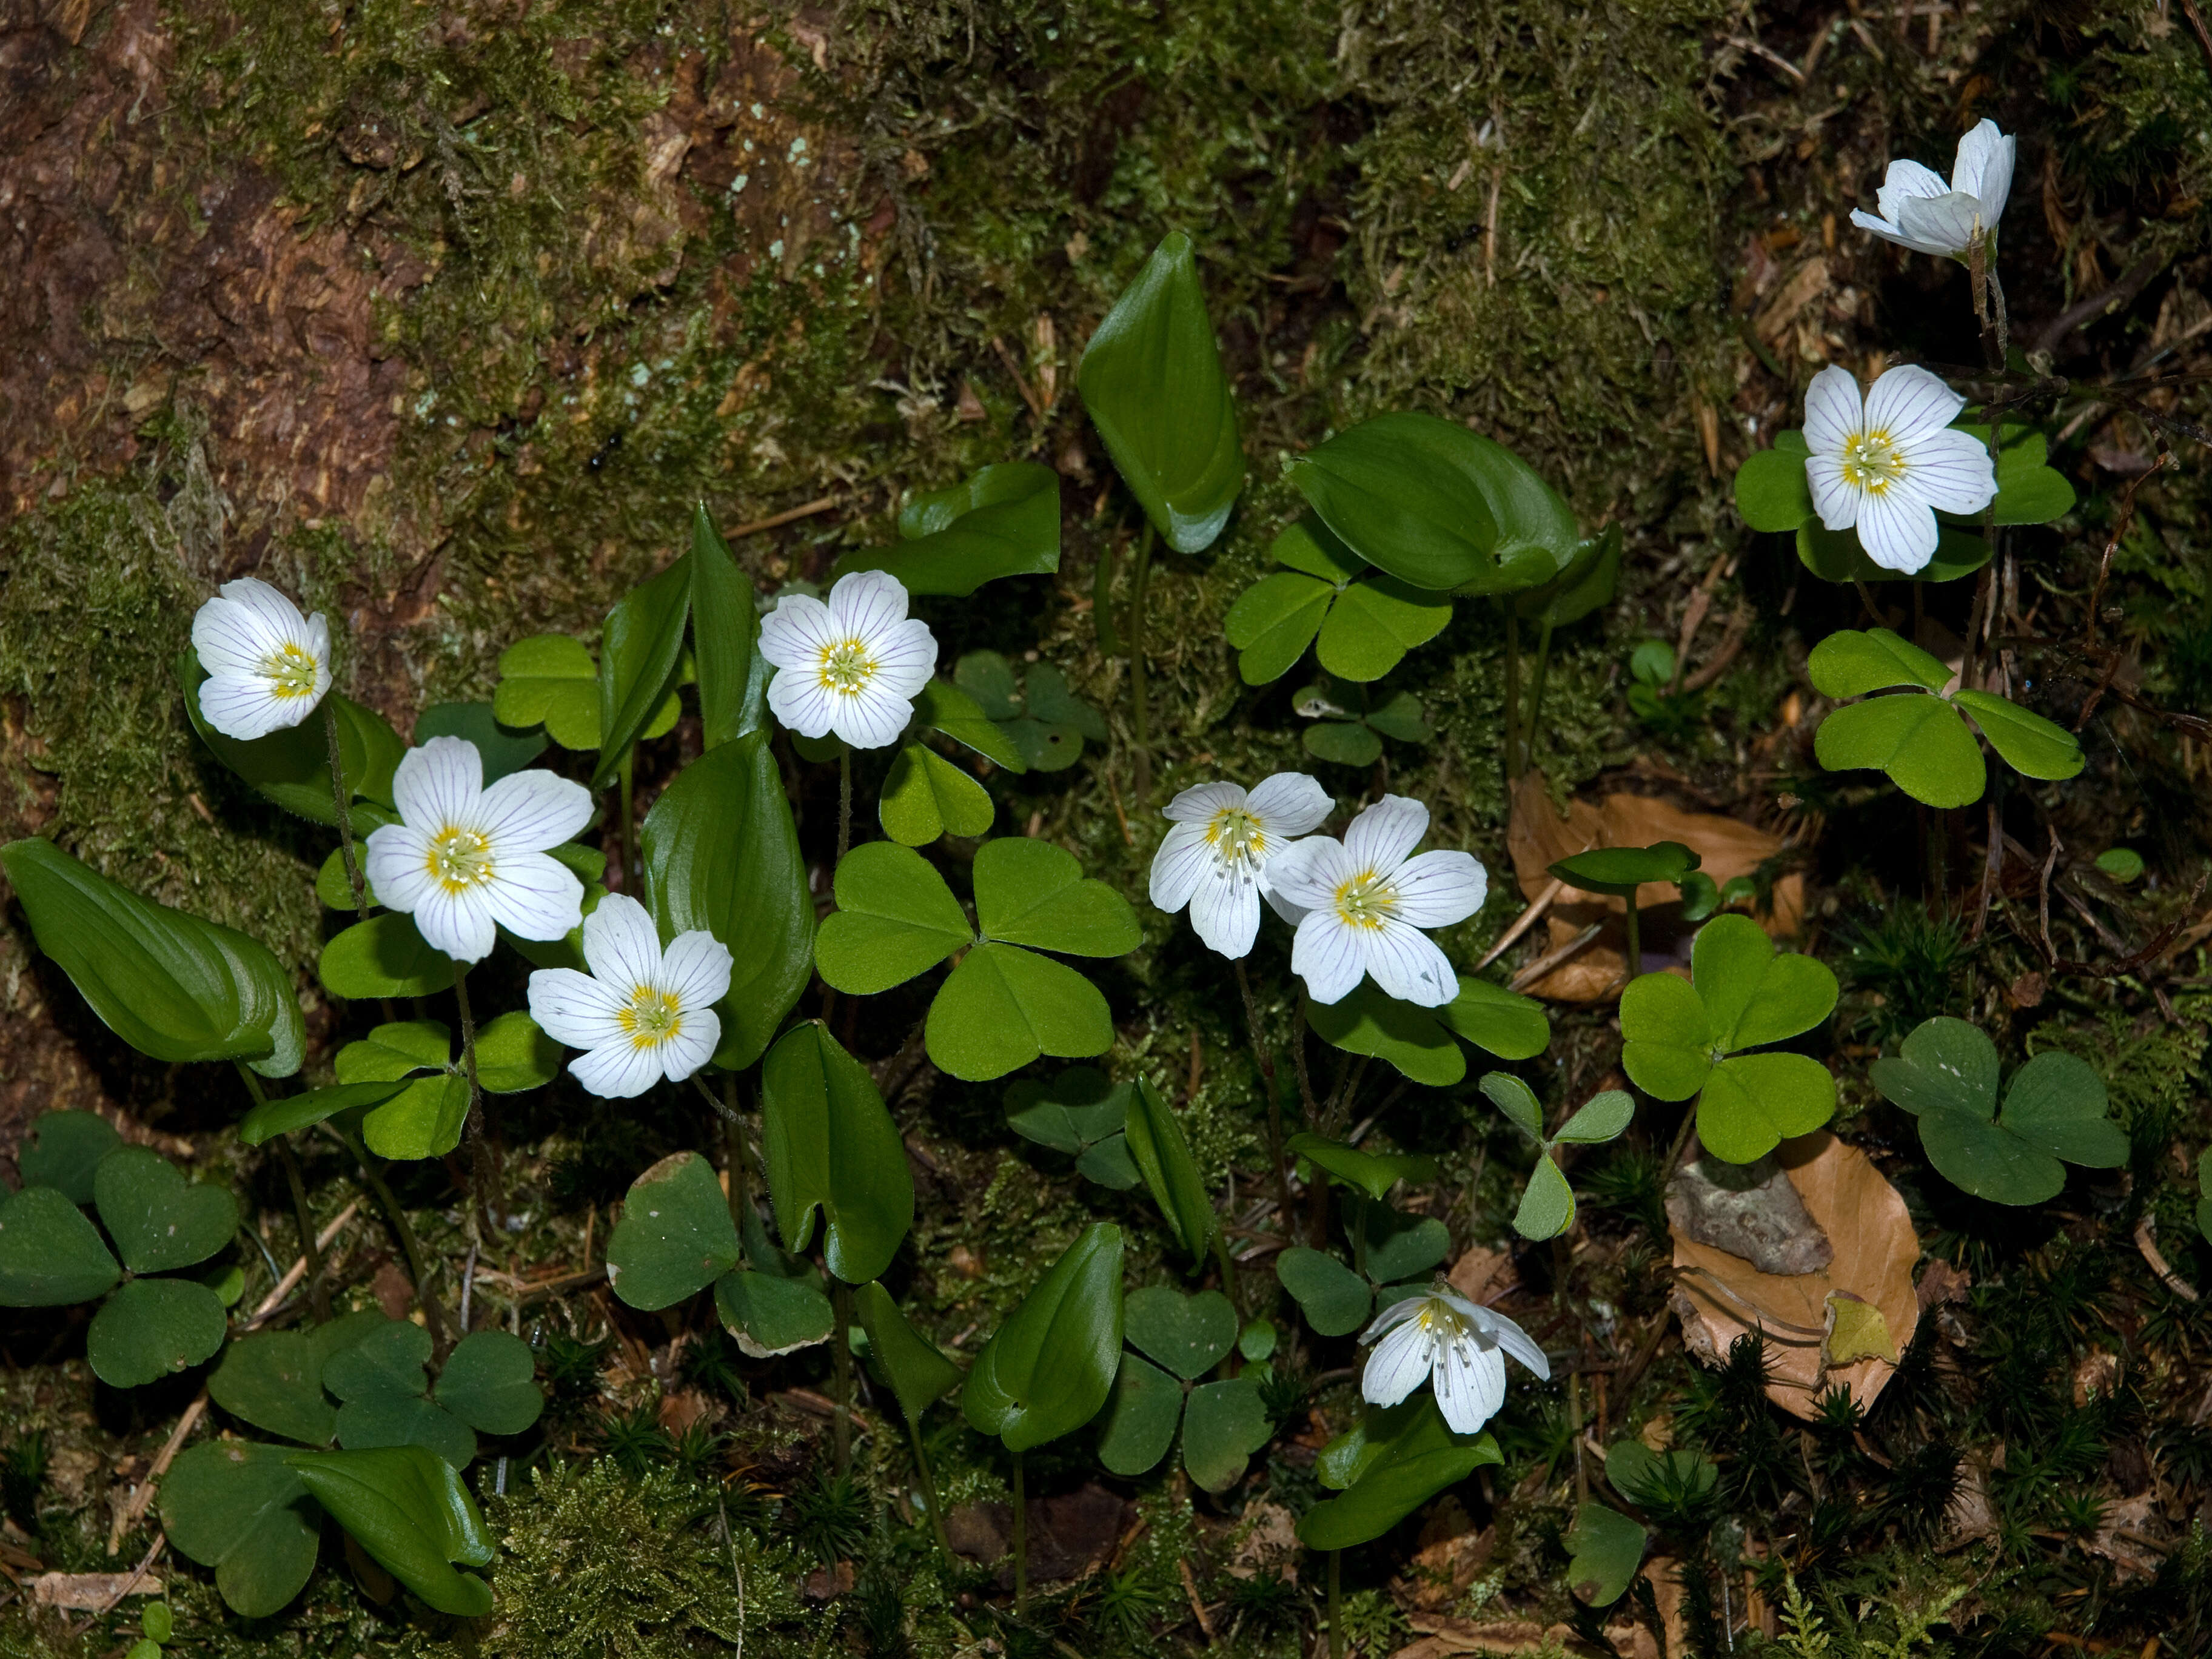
[1508,920,1604,994]
[2136,1215,2200,1302]
[723,495,840,541]
[1475,878,1564,971]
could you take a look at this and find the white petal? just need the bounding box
[1480,1307,1552,1379]
[484,851,585,942]
[1188,866,1261,959]
[1245,772,1332,837]
[1360,1319,1435,1409]
[220,577,310,637]
[1292,912,1367,1005]
[767,668,837,739]
[571,1039,663,1099]
[1801,365,1864,458]
[1267,836,1349,914]
[1806,455,1860,531]
[393,737,483,832]
[580,891,665,988]
[1148,822,1213,914]
[1895,191,1983,258]
[198,675,300,740]
[829,677,915,750]
[1435,1342,1506,1434]
[1951,119,2012,216]
[412,885,497,964]
[1873,157,1951,220]
[1905,426,1998,516]
[1865,364,1968,445]
[1390,851,1487,928]
[364,823,437,914]
[528,968,631,1049]
[1359,1294,1427,1343]
[757,592,839,670]
[192,592,284,677]
[657,1013,720,1082]
[1362,919,1460,1008]
[1263,883,1310,928]
[868,617,939,699]
[1849,207,1911,249]
[1342,794,1428,876]
[1854,482,1940,575]
[1162,780,1247,823]
[827,569,913,644]
[476,767,594,854]
[660,930,735,1009]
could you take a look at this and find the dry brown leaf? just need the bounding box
[1506,773,1805,1002]
[28,1572,164,1609]
[1447,1245,1517,1306]
[1396,1498,1495,1610]
[1669,1133,1919,1421]
[2084,1491,2160,1580]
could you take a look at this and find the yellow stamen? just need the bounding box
[260,641,321,699]
[1332,868,1396,931]
[424,826,495,896]
[816,637,877,697]
[1838,427,1908,496]
[1204,805,1268,869]
[614,985,683,1049]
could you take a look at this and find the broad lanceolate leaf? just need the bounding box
[839,461,1062,595]
[87,1278,230,1387]
[594,557,692,789]
[812,842,971,994]
[1436,976,1550,1058]
[494,634,602,749]
[2,838,293,1068]
[1953,689,2086,781]
[286,1445,494,1617]
[1297,1439,1501,1549]
[17,1110,121,1205]
[605,1151,742,1310]
[1124,1285,1238,1381]
[1550,841,1699,897]
[1287,412,1576,595]
[690,503,766,748]
[880,743,994,845]
[1124,1078,1217,1268]
[640,732,813,1069]
[1078,233,1243,554]
[162,1440,321,1618]
[0,1185,121,1306]
[1565,1503,1647,1607]
[760,1023,914,1284]
[320,913,452,1000]
[962,1222,1125,1453]
[855,1279,964,1424]
[94,1145,238,1273]
[1814,694,1986,808]
[1516,523,1622,627]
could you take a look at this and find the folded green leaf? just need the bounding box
[1298,1443,1499,1549]
[1953,689,2086,781]
[839,461,1062,595]
[286,1446,494,1617]
[414,701,548,784]
[760,1023,914,1284]
[962,1222,1125,1453]
[1287,1131,1436,1203]
[854,1279,964,1423]
[690,503,767,748]
[1125,1078,1217,1268]
[880,743,994,845]
[594,557,692,790]
[1513,1155,1576,1239]
[1005,1067,1130,1155]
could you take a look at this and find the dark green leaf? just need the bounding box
[161,1440,320,1618]
[916,675,1028,772]
[714,1270,836,1358]
[605,1151,742,1311]
[1517,523,1621,628]
[1298,1444,1498,1549]
[181,652,400,824]
[840,462,1062,595]
[961,1222,1125,1453]
[335,1393,477,1469]
[434,1332,544,1436]
[1565,1502,1646,1606]
[322,1318,431,1403]
[1123,1285,1238,1380]
[1362,1205,1451,1282]
[1305,982,1467,1086]
[952,652,1022,721]
[1004,1067,1130,1155]
[592,557,692,790]
[87,1278,230,1387]
[1478,1073,1544,1141]
[1183,1373,1272,1492]
[1124,1078,1216,1268]
[17,1110,121,1204]
[210,1330,337,1446]
[854,1279,964,1423]
[1513,1155,1575,1239]
[1076,1134,1142,1189]
[1796,520,1992,586]
[1549,841,1699,899]
[1556,1090,1635,1144]
[319,913,452,999]
[94,1146,238,1273]
[1096,1352,1182,1476]
[0,1185,121,1305]
[1302,720,1382,767]
[1239,1319,1278,1362]
[1286,1132,1436,1202]
[1275,1247,1370,1337]
[690,503,767,748]
[412,702,547,784]
[760,1023,914,1284]
[1435,976,1550,1059]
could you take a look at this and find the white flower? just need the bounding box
[1361,1290,1549,1436]
[526,893,732,1098]
[190,578,334,740]
[1148,774,1333,959]
[364,737,594,964]
[757,569,937,749]
[1849,119,2013,262]
[1266,796,1486,1008]
[1804,364,1996,574]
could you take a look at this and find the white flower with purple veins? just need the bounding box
[1361,1290,1549,1436]
[758,569,938,749]
[190,578,334,740]
[1804,363,1997,575]
[527,893,733,1098]
[1266,795,1487,1008]
[364,736,595,964]
[1148,774,1333,959]
[1850,118,2014,263]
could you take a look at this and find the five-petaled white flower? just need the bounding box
[1266,796,1487,1008]
[1148,774,1333,959]
[1804,363,1996,575]
[190,578,334,740]
[527,893,732,1098]
[1849,119,2013,263]
[364,736,595,964]
[758,569,937,749]
[1361,1289,1549,1436]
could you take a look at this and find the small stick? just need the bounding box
[2136,1215,2200,1302]
[1508,920,1604,993]
[1474,877,1563,971]
[725,495,839,540]
[73,1530,165,1631]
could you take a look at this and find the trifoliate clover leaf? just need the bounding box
[948,653,1104,771]
[1224,514,1451,685]
[1293,677,1432,768]
[1004,1068,1141,1190]
[1620,914,1838,1165]
[1868,1016,2127,1205]
[1478,1074,1634,1239]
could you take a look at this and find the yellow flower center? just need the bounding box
[1413,1298,1469,1339]
[1332,868,1397,931]
[424,826,495,894]
[1838,428,1908,495]
[617,986,683,1048]
[260,641,321,699]
[1204,805,1268,868]
[816,637,877,697]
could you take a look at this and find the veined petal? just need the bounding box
[394,737,484,833]
[198,675,303,740]
[1951,119,2013,216]
[1362,918,1460,1008]
[1802,365,1863,458]
[1481,1307,1552,1379]
[1148,821,1213,913]
[528,967,631,1050]
[758,593,839,669]
[364,823,437,914]
[571,1039,664,1100]
[219,578,310,637]
[1359,1294,1428,1343]
[1163,780,1247,823]
[827,569,913,643]
[1435,1341,1506,1434]
[1806,454,1860,531]
[1865,364,1967,445]
[413,884,498,964]
[1267,836,1348,913]
[1245,771,1332,837]
[477,766,594,853]
[1903,426,1997,515]
[660,930,735,1010]
[1359,1318,1435,1409]
[1188,866,1261,959]
[1390,850,1487,928]
[1894,190,1982,258]
[1854,481,1940,574]
[484,851,585,943]
[1343,794,1428,876]
[1873,157,1949,220]
[1262,882,1311,928]
[1292,911,1367,1005]
[1849,207,1909,247]
[192,592,285,676]
[830,676,915,750]
[767,669,837,740]
[580,891,664,989]
[657,1014,720,1082]
[869,617,939,699]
